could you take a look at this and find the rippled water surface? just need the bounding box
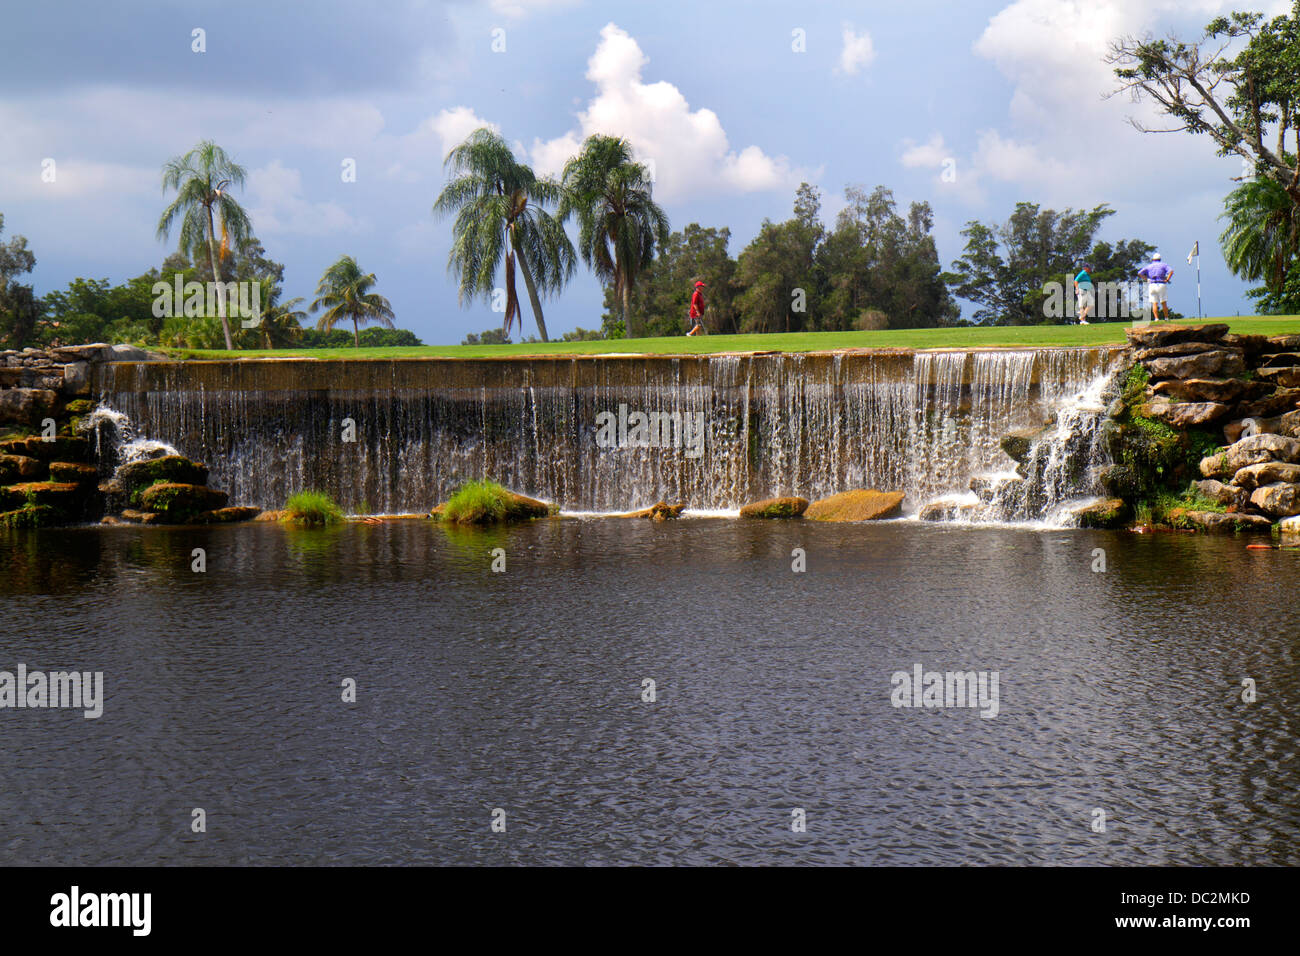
[2,519,1298,865]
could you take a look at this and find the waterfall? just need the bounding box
[92,348,1122,522]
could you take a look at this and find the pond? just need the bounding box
[2,518,1297,865]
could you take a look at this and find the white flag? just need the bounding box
[1187,241,1199,264]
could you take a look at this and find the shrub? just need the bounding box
[283,490,345,526]
[442,480,510,524]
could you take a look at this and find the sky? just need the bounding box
[0,0,1291,343]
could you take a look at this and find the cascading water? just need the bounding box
[92,348,1123,524]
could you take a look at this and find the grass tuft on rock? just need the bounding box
[440,480,552,524]
[283,490,345,526]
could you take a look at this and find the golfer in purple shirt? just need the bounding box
[1137,253,1174,322]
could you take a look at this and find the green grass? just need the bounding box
[441,479,510,524]
[163,316,1300,360]
[283,490,345,526]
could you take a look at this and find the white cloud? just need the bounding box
[430,106,500,162]
[900,134,950,169]
[248,160,360,236]
[529,23,807,202]
[837,26,876,75]
[900,0,1291,208]
[488,0,582,19]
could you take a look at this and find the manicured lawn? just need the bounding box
[168,315,1300,359]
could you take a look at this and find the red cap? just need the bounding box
[695,281,706,287]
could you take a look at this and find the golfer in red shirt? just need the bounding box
[687,281,705,336]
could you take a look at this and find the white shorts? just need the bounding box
[1148,283,1168,305]
[1076,289,1095,312]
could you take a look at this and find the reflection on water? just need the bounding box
[1,520,1297,865]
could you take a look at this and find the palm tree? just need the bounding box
[433,128,574,342]
[156,140,252,350]
[1219,171,1300,292]
[310,255,395,348]
[251,279,307,349]
[558,135,669,339]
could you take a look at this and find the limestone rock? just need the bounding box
[1143,349,1245,380]
[739,496,808,519]
[138,482,229,520]
[1222,333,1272,356]
[1071,498,1129,529]
[1125,323,1229,348]
[0,505,61,529]
[1192,479,1248,510]
[1266,334,1300,350]
[1257,366,1300,388]
[1167,509,1274,533]
[918,499,979,522]
[621,501,686,521]
[115,455,209,500]
[1201,433,1300,478]
[0,435,89,462]
[119,509,160,524]
[1249,482,1300,518]
[0,388,58,426]
[999,428,1043,464]
[1236,387,1300,419]
[805,489,904,521]
[47,461,98,484]
[1230,461,1300,490]
[1150,377,1262,404]
[191,506,262,524]
[1139,401,1231,427]
[0,453,45,483]
[1132,341,1222,361]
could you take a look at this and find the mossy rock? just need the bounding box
[620,501,686,520]
[1164,508,1273,533]
[0,435,89,462]
[0,481,84,510]
[0,504,61,529]
[0,453,46,483]
[48,461,98,484]
[438,484,555,524]
[138,482,229,520]
[190,506,262,524]
[805,489,904,522]
[739,496,808,519]
[1071,498,1130,529]
[63,399,94,415]
[116,455,210,501]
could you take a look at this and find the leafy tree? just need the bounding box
[559,135,670,338]
[1109,6,1300,207]
[818,185,959,329]
[462,328,510,345]
[1220,170,1300,311]
[434,128,574,342]
[945,202,1151,324]
[156,140,253,350]
[733,184,824,333]
[310,256,395,348]
[248,279,307,349]
[0,213,40,348]
[602,223,738,336]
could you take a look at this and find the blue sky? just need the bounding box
[0,0,1289,342]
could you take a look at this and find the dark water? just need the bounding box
[2,519,1298,866]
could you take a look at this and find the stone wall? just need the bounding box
[1105,323,1300,532]
[0,342,254,528]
